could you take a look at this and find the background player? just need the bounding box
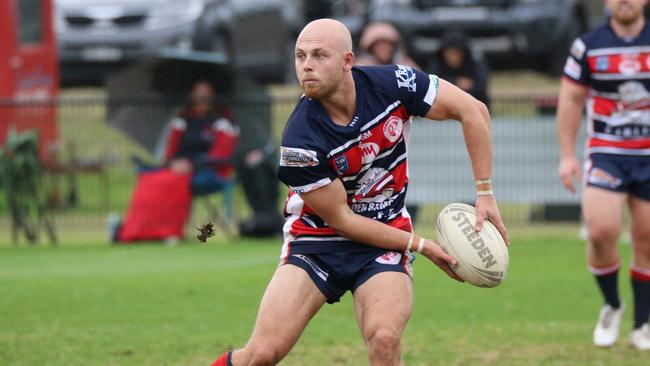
[557,0,650,350]
[212,18,509,366]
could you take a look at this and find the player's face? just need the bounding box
[295,40,346,99]
[606,0,647,25]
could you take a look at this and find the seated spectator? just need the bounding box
[355,22,419,69]
[164,80,239,195]
[427,30,490,107]
[114,80,239,243]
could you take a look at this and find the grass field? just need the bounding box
[1,229,648,366]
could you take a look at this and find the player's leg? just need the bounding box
[582,186,626,346]
[353,271,413,366]
[628,194,650,349]
[217,264,327,366]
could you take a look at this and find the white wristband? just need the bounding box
[477,189,494,196]
[416,237,425,254]
[406,233,415,252]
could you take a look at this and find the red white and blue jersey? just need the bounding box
[564,22,650,156]
[277,65,439,256]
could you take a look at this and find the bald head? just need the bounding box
[297,18,353,53]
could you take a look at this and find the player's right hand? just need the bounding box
[421,240,464,282]
[558,156,581,193]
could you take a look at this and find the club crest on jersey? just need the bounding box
[334,155,349,174]
[619,54,641,75]
[280,146,319,167]
[383,116,403,142]
[395,65,416,92]
[375,252,402,265]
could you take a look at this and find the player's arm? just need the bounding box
[299,179,463,282]
[556,78,589,193]
[424,79,509,244]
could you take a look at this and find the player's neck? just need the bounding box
[610,16,645,39]
[320,76,357,127]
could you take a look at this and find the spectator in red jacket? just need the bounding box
[164,80,239,195]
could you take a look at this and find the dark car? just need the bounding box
[370,0,599,74]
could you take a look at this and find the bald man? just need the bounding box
[211,19,509,366]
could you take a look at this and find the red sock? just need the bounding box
[211,351,232,366]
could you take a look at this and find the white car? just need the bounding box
[55,0,232,84]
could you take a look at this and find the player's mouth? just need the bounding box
[302,79,319,86]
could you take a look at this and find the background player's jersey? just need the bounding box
[564,22,650,156]
[278,65,439,256]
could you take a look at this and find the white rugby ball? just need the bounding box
[436,203,508,287]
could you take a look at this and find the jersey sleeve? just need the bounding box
[277,145,338,194]
[391,64,439,117]
[562,37,590,85]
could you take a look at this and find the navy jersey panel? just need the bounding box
[277,65,439,255]
[562,21,650,156]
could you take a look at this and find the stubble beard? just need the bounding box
[612,4,644,25]
[302,80,336,100]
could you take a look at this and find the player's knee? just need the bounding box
[586,225,619,247]
[631,226,650,245]
[367,327,401,353]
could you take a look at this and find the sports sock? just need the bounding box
[211,351,233,366]
[631,266,650,329]
[589,261,621,309]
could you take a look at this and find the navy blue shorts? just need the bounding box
[283,246,415,304]
[585,153,650,201]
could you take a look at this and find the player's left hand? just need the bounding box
[475,194,510,245]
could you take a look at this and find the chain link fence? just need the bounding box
[0,93,584,243]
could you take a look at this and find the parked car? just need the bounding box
[55,0,215,84]
[55,0,374,85]
[369,0,600,74]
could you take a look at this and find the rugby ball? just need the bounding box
[436,203,508,287]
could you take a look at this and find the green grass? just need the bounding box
[1,232,648,366]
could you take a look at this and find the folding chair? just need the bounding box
[192,175,237,238]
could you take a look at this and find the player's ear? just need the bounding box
[343,51,355,71]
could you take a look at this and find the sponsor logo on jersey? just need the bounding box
[618,81,650,108]
[334,155,349,174]
[354,167,394,203]
[596,56,609,71]
[361,142,380,164]
[360,130,373,141]
[588,167,622,188]
[564,57,582,79]
[395,65,416,92]
[383,116,403,142]
[375,251,402,265]
[619,54,641,75]
[280,146,319,167]
[570,38,586,59]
